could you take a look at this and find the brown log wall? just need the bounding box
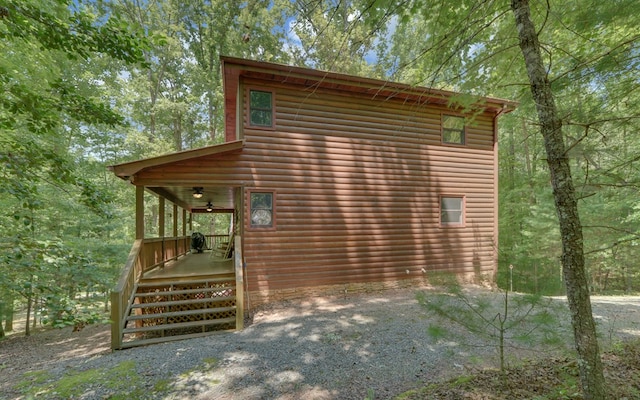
[239,77,497,294]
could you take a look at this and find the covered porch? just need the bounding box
[108,142,247,349]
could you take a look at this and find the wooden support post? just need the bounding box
[182,209,187,236]
[173,204,178,260]
[135,186,145,240]
[110,291,121,350]
[159,197,165,268]
[159,197,165,238]
[234,235,244,330]
[182,208,188,252]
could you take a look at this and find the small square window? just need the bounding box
[250,191,275,228]
[249,90,273,127]
[442,115,465,145]
[440,196,464,226]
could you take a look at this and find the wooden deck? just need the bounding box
[143,251,234,280]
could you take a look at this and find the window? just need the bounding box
[249,191,275,229]
[442,115,465,145]
[249,89,273,127]
[440,196,464,226]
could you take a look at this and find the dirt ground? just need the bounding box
[0,323,112,390]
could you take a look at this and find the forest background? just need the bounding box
[0,0,638,338]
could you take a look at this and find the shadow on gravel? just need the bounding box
[152,290,506,400]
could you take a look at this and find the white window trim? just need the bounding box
[439,194,465,227]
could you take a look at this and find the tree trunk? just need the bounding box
[522,118,537,205]
[5,297,13,332]
[0,301,5,339]
[32,297,38,330]
[173,112,183,151]
[25,294,32,337]
[510,0,606,398]
[507,126,515,190]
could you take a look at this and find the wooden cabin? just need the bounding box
[108,57,516,348]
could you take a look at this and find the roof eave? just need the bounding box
[108,139,245,180]
[220,56,518,113]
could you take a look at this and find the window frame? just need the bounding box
[247,88,275,130]
[441,114,466,146]
[247,189,277,231]
[439,194,465,227]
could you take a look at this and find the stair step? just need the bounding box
[119,329,233,349]
[123,316,235,334]
[138,276,235,287]
[130,296,235,309]
[126,306,236,321]
[134,285,235,298]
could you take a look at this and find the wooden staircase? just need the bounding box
[120,274,237,348]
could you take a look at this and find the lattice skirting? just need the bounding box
[132,280,236,338]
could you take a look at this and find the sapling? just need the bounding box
[417,282,564,371]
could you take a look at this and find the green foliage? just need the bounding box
[0,233,125,329]
[40,295,110,328]
[15,361,147,399]
[417,286,565,371]
[284,0,389,78]
[0,0,148,332]
[364,387,375,400]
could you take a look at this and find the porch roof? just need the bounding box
[107,140,244,212]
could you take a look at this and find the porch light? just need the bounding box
[206,202,213,212]
[193,187,204,199]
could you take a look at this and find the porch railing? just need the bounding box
[111,239,143,350]
[141,236,191,273]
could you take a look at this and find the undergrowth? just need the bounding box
[395,338,640,399]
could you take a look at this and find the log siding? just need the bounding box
[238,77,498,293]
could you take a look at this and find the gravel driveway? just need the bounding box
[1,287,638,399]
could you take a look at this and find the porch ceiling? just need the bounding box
[149,185,235,213]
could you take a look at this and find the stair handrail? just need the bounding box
[111,239,144,350]
[234,234,244,330]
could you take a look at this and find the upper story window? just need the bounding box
[440,195,465,227]
[442,115,465,145]
[249,89,274,128]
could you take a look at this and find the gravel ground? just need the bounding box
[1,287,639,400]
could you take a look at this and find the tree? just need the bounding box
[0,0,148,333]
[510,1,605,397]
[101,0,289,154]
[418,285,562,372]
[285,0,390,78]
[180,0,289,142]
